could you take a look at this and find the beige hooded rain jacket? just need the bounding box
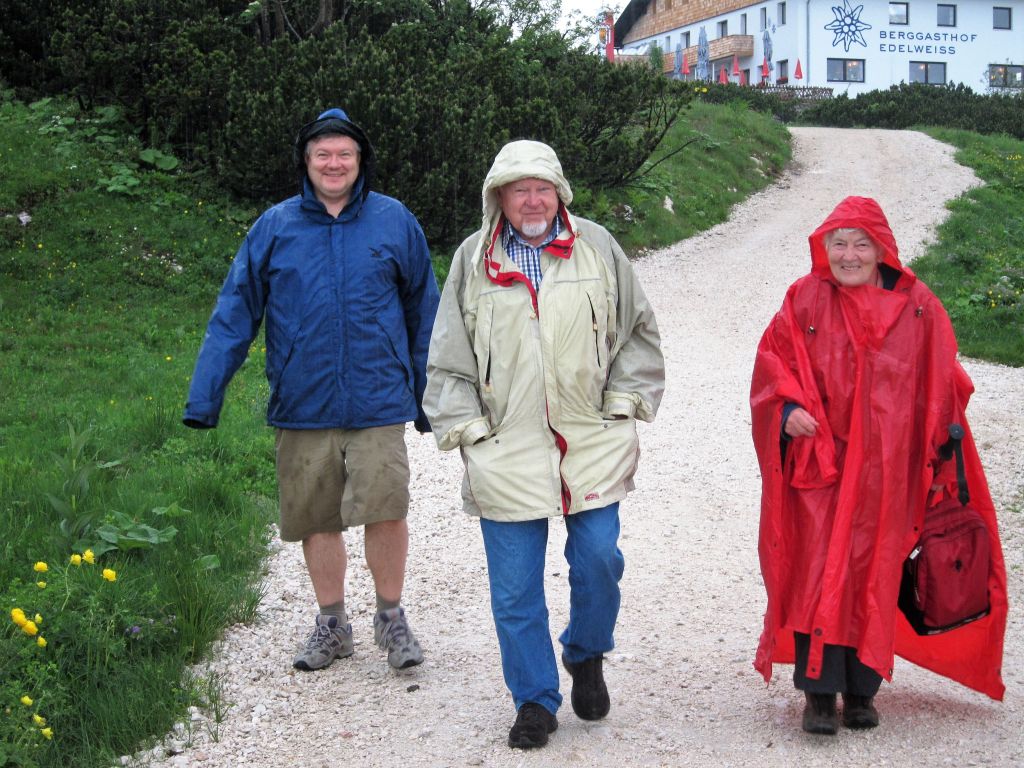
[424,141,664,522]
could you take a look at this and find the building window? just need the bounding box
[778,59,789,80]
[683,31,691,48]
[718,20,728,37]
[910,61,947,84]
[993,7,1012,29]
[760,7,768,30]
[889,2,909,24]
[937,4,956,26]
[665,35,671,51]
[989,64,1023,87]
[777,2,787,25]
[741,13,748,35]
[827,58,865,82]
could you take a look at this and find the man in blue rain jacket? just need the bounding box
[184,108,439,672]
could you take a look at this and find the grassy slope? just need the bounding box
[914,128,1024,365]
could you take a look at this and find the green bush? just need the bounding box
[218,3,691,246]
[4,0,690,250]
[802,82,1024,139]
[691,81,800,122]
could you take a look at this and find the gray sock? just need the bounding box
[376,594,400,614]
[318,600,346,624]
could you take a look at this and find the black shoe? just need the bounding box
[507,702,558,749]
[562,654,611,721]
[801,692,839,735]
[842,693,880,729]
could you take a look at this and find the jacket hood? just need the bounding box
[294,107,376,201]
[473,141,572,258]
[808,196,903,282]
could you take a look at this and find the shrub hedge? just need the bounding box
[1,0,691,249]
[801,82,1024,140]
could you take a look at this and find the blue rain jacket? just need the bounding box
[183,173,439,431]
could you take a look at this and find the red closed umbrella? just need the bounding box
[795,59,804,80]
[761,57,770,79]
[682,54,690,76]
[718,66,729,84]
[732,54,740,75]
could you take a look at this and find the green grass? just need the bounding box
[913,128,1024,366]
[0,89,1019,767]
[1,95,273,767]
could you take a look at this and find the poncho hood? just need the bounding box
[809,196,905,283]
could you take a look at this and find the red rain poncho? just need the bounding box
[750,196,1006,700]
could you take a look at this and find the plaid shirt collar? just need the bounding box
[501,214,562,253]
[501,215,562,289]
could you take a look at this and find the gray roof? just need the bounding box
[613,0,651,45]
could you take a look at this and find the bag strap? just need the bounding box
[938,424,970,505]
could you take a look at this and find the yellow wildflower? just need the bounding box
[37,581,47,589]
[34,613,42,624]
[41,727,53,740]
[33,714,46,727]
[37,636,47,648]
[83,549,95,564]
[102,568,117,582]
[22,620,39,636]
[11,608,27,626]
[33,562,48,573]
[70,554,82,566]
[20,696,33,707]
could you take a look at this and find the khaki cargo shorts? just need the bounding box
[275,424,410,542]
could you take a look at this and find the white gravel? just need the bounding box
[134,127,1024,768]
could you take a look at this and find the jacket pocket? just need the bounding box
[375,317,414,397]
[559,412,639,509]
[461,422,561,518]
[586,290,606,371]
[266,320,300,394]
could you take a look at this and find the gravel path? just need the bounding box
[136,128,1024,768]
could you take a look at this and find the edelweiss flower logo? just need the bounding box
[825,0,873,51]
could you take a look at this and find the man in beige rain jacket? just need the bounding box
[424,140,664,749]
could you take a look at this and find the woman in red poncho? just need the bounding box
[750,196,1006,735]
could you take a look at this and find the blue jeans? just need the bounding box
[479,503,624,715]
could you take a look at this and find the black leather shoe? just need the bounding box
[802,692,839,735]
[842,693,880,729]
[562,654,611,720]
[507,702,557,749]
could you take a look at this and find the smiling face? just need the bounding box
[826,228,882,287]
[305,134,361,214]
[497,178,560,246]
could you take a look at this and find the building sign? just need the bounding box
[822,1,982,56]
[878,30,978,55]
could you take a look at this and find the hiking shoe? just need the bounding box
[292,614,353,671]
[507,702,558,749]
[802,692,839,735]
[842,693,880,729]
[562,654,610,720]
[373,606,424,669]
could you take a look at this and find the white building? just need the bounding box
[613,1,1024,95]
